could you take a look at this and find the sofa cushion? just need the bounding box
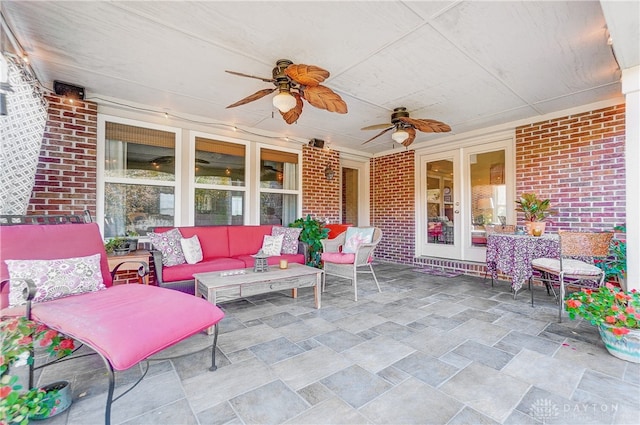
[228,225,273,257]
[342,227,375,254]
[260,234,284,256]
[171,226,230,259]
[180,235,203,264]
[161,257,246,282]
[271,226,302,254]
[31,284,225,370]
[148,228,186,266]
[6,253,106,307]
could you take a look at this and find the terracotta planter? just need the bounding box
[598,324,640,363]
[526,221,546,236]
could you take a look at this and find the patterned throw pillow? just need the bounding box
[6,253,106,307]
[260,234,284,256]
[342,227,375,254]
[180,235,203,264]
[271,227,302,254]
[148,228,186,266]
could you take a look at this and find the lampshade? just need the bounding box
[391,129,409,144]
[478,198,494,210]
[272,91,297,113]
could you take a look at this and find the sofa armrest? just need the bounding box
[297,241,309,263]
[150,250,165,285]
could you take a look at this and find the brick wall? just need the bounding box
[371,150,415,264]
[516,104,626,231]
[301,145,340,223]
[28,96,98,219]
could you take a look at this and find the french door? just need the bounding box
[418,138,513,262]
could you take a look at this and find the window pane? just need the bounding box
[104,183,175,237]
[105,122,176,181]
[470,150,506,246]
[195,138,245,186]
[260,193,298,226]
[260,151,298,190]
[195,189,244,225]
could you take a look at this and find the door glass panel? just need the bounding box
[470,150,506,246]
[426,160,454,245]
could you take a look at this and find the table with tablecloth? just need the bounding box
[485,233,560,294]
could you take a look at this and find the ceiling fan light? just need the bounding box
[391,129,409,144]
[272,91,297,113]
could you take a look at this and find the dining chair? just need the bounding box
[529,230,613,321]
[484,224,516,286]
[320,227,382,301]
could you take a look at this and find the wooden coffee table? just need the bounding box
[194,263,322,334]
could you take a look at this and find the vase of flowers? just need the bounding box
[565,283,640,363]
[515,193,554,235]
[1,317,75,423]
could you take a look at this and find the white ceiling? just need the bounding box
[2,1,638,155]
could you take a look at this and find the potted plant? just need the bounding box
[515,193,554,235]
[565,283,640,363]
[595,224,626,292]
[104,237,130,256]
[1,317,75,423]
[289,215,329,268]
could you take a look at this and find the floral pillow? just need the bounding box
[148,228,186,267]
[5,253,106,307]
[260,234,284,256]
[342,227,375,254]
[271,227,302,254]
[180,235,203,264]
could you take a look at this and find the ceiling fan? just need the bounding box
[226,59,348,124]
[361,107,451,147]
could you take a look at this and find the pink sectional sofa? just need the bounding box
[151,225,307,294]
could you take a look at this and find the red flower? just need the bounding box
[625,306,636,314]
[612,305,620,312]
[59,339,75,350]
[44,330,58,340]
[605,316,616,324]
[0,386,11,398]
[612,327,630,336]
[17,336,32,345]
[566,299,582,309]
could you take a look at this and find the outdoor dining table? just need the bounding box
[485,232,560,295]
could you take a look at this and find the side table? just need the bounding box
[107,250,150,285]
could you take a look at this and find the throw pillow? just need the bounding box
[271,226,302,254]
[180,235,203,264]
[5,253,106,307]
[342,227,375,254]
[260,234,284,256]
[148,228,186,267]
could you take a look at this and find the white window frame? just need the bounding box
[256,143,302,225]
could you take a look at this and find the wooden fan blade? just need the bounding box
[285,64,329,86]
[361,123,393,130]
[399,117,451,133]
[302,85,348,113]
[226,88,276,109]
[402,127,416,147]
[225,70,275,83]
[362,126,394,145]
[280,93,303,124]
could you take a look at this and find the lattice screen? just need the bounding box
[0,57,47,215]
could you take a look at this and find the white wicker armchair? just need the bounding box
[320,227,382,301]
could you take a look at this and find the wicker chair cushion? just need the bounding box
[321,252,356,264]
[531,258,602,276]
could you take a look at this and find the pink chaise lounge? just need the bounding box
[0,220,225,425]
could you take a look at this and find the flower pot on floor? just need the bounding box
[30,380,72,420]
[598,324,640,363]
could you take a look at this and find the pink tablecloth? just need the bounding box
[486,233,560,293]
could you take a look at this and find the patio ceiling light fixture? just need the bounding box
[391,128,409,144]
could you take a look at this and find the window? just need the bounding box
[102,120,179,237]
[194,137,246,225]
[259,148,299,225]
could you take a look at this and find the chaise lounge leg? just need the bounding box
[209,323,220,372]
[101,355,116,425]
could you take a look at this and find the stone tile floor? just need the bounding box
[33,263,639,424]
